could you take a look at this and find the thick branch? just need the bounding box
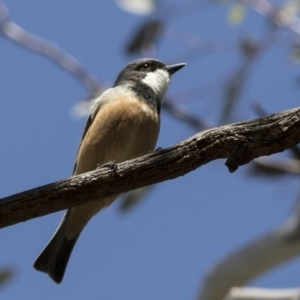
[1,106,300,228]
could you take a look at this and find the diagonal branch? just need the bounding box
[1,106,300,229]
[198,202,300,300]
[0,2,102,96]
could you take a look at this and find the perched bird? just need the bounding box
[33,58,186,283]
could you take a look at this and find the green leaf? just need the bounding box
[227,3,246,26]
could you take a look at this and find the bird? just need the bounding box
[33,58,186,284]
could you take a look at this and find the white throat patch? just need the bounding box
[142,69,170,101]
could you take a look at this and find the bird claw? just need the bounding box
[98,161,118,172]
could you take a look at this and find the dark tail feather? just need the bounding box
[33,212,81,284]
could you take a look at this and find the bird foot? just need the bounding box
[98,161,118,172]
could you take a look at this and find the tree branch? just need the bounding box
[0,2,102,96]
[225,287,300,300]
[198,202,300,300]
[1,106,300,229]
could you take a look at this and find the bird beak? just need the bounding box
[164,63,186,75]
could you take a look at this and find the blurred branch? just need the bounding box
[198,199,300,300]
[250,157,300,177]
[243,0,300,35]
[0,2,101,96]
[0,2,212,130]
[126,19,163,54]
[0,267,13,289]
[163,99,211,131]
[1,106,300,228]
[225,287,300,300]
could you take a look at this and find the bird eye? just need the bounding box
[140,63,151,71]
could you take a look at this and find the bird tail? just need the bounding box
[33,211,81,284]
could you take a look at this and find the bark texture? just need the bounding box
[1,106,300,228]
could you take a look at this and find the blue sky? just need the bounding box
[1,1,300,299]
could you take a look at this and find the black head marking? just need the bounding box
[113,59,186,114]
[131,82,162,113]
[113,59,167,113]
[113,58,166,87]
